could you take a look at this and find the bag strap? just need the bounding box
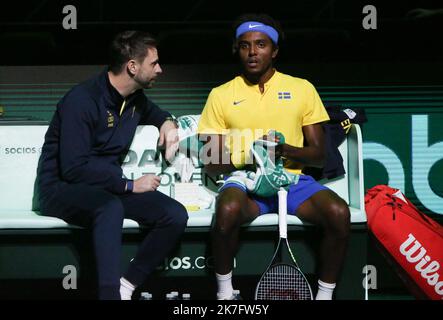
[386,193,434,225]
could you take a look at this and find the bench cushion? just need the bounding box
[0,206,366,229]
[0,211,139,229]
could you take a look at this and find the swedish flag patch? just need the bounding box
[278,92,292,100]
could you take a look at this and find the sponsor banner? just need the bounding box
[1,113,442,214]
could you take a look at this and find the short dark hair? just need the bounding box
[109,31,157,74]
[232,13,285,52]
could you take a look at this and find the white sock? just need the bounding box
[315,279,336,300]
[120,277,136,300]
[216,271,233,299]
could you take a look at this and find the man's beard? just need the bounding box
[134,75,154,89]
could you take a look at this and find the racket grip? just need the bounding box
[278,188,288,239]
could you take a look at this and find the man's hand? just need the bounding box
[260,131,284,159]
[133,174,162,193]
[158,120,179,161]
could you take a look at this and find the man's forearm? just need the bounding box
[280,144,325,168]
[204,163,237,176]
[61,162,128,194]
[200,133,236,175]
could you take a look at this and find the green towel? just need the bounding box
[220,131,299,197]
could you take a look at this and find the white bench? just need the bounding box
[0,123,366,230]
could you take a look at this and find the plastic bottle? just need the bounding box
[171,291,179,298]
[139,292,152,300]
[182,293,191,300]
[166,292,179,300]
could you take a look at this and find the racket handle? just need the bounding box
[278,188,288,239]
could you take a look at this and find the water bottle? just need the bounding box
[232,289,241,299]
[166,292,179,300]
[139,292,152,300]
[171,291,179,298]
[182,293,191,300]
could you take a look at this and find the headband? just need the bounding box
[235,21,279,44]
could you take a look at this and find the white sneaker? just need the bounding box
[217,290,242,300]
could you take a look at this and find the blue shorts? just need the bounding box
[219,175,329,215]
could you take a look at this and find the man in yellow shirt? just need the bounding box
[198,13,350,300]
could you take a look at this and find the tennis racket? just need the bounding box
[255,188,313,300]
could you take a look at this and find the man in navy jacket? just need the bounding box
[38,31,188,300]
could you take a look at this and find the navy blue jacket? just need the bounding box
[38,70,171,201]
[304,105,367,180]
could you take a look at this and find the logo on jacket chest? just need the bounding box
[107,110,114,128]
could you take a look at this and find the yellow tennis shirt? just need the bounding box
[198,70,329,174]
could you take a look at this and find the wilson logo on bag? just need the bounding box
[399,233,443,297]
[365,185,443,300]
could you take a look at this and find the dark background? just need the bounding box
[1,0,443,66]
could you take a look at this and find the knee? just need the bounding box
[174,202,189,228]
[323,201,350,238]
[213,200,242,235]
[162,200,189,229]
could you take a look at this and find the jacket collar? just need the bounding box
[98,68,144,112]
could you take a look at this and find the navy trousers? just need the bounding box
[40,183,188,300]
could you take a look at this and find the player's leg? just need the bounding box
[287,175,350,299]
[41,184,125,300]
[296,189,350,282]
[119,191,188,299]
[212,187,260,299]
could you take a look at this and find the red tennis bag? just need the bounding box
[365,185,443,300]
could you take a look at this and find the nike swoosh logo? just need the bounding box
[248,24,262,29]
[233,99,246,105]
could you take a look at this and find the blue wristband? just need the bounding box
[126,180,134,193]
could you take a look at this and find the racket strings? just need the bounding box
[256,264,312,300]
